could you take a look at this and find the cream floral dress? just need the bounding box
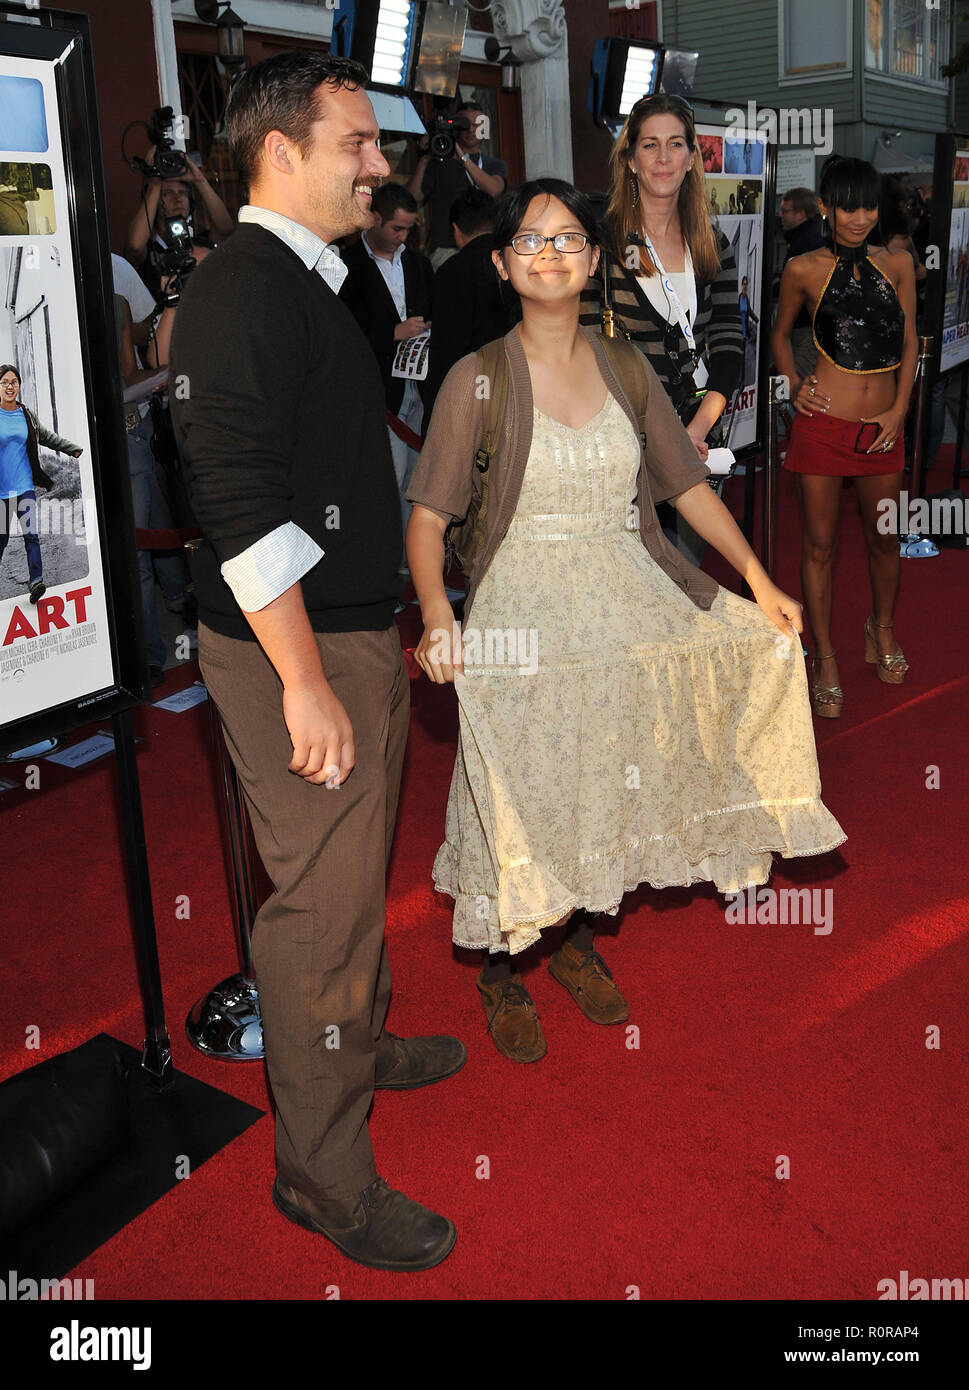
[434,394,846,955]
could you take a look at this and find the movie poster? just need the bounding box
[940,149,969,374]
[696,123,767,453]
[0,56,114,726]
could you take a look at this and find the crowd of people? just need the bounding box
[10,50,937,1273]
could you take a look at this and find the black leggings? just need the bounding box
[479,910,594,984]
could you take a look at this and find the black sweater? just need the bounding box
[170,223,401,639]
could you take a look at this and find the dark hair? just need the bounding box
[0,363,21,385]
[371,182,417,221]
[819,156,880,213]
[225,51,370,187]
[493,178,600,252]
[819,156,881,246]
[456,101,483,115]
[870,175,908,245]
[781,186,819,218]
[449,187,497,237]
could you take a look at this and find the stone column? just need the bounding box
[492,0,573,182]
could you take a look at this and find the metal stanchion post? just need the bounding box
[951,366,966,490]
[762,374,789,581]
[900,335,940,559]
[184,699,264,1060]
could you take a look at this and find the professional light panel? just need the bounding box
[331,0,420,93]
[619,45,660,116]
[371,0,413,87]
[587,38,663,126]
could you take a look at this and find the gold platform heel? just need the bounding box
[864,615,909,685]
[811,652,843,719]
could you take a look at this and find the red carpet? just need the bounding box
[2,454,968,1301]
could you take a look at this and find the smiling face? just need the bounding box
[818,199,878,246]
[0,369,20,407]
[628,113,695,202]
[258,81,390,243]
[492,194,599,304]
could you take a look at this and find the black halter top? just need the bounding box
[812,238,904,374]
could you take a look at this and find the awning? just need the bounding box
[368,90,425,136]
[872,137,935,176]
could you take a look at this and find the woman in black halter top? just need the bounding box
[772,157,917,719]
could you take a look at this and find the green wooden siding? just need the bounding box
[660,0,952,151]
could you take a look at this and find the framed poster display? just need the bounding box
[0,4,145,756]
[927,133,969,377]
[695,109,776,457]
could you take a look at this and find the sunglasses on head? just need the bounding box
[632,93,694,115]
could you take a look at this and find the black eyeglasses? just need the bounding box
[508,232,592,255]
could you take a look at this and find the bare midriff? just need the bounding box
[801,252,900,421]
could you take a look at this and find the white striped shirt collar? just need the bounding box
[238,204,347,292]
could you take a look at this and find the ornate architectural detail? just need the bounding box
[491,0,566,63]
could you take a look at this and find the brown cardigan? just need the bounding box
[407,323,719,621]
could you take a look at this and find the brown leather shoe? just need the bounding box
[476,971,547,1063]
[272,1177,456,1271]
[548,938,629,1024]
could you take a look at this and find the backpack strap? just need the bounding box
[600,334,649,450]
[468,335,509,541]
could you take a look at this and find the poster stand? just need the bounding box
[920,132,969,517]
[0,3,171,1087]
[692,100,777,553]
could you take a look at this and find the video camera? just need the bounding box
[151,217,197,306]
[129,107,189,180]
[426,113,471,162]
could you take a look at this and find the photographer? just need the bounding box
[407,101,506,269]
[123,139,233,298]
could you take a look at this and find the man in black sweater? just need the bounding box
[170,52,463,1273]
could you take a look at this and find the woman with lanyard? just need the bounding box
[581,94,743,565]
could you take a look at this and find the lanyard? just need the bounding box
[640,232,708,389]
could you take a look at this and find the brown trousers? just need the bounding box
[198,623,409,1200]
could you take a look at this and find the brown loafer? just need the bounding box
[548,938,629,1024]
[476,971,547,1063]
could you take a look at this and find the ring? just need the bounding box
[809,387,816,396]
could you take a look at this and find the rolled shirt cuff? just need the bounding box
[220,521,324,611]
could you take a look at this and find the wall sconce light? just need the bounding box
[484,35,522,94]
[194,0,247,69]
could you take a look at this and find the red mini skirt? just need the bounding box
[783,410,904,476]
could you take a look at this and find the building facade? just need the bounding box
[665,0,957,183]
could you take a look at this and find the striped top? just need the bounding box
[580,228,743,404]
